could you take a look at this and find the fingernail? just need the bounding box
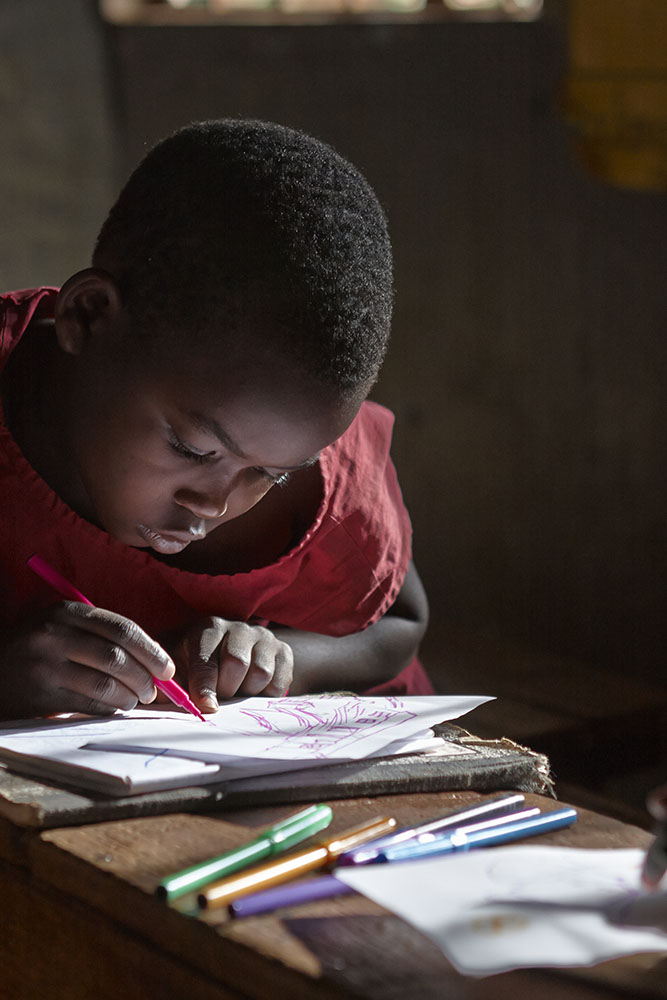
[200,692,218,711]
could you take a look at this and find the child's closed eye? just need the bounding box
[168,432,215,464]
[169,430,291,486]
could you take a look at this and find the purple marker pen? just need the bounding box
[229,874,354,918]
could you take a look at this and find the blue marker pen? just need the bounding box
[379,807,578,863]
[337,793,527,866]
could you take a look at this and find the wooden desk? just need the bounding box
[1,791,666,1000]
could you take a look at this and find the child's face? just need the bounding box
[62,322,360,555]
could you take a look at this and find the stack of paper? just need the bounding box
[0,694,493,796]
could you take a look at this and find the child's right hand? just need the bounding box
[0,601,176,719]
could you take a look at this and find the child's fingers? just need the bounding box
[234,630,279,696]
[262,643,294,697]
[221,623,289,698]
[237,637,293,696]
[215,636,254,701]
[45,628,158,706]
[222,621,265,666]
[182,619,293,705]
[51,602,175,682]
[41,660,142,715]
[185,618,229,711]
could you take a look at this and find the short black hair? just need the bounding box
[93,119,393,392]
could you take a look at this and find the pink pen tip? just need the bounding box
[154,677,208,722]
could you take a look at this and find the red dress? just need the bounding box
[0,288,433,695]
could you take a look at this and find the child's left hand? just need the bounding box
[168,617,293,712]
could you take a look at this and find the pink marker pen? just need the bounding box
[27,553,207,722]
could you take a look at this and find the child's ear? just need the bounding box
[54,268,124,356]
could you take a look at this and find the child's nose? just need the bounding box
[174,488,229,521]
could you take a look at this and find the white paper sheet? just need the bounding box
[85,695,491,765]
[0,694,492,793]
[335,846,667,976]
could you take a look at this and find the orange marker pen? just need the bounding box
[198,815,397,910]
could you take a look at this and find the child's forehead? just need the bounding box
[134,328,342,412]
[139,320,307,390]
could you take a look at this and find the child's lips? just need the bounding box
[138,524,197,554]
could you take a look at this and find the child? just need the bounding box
[0,119,431,720]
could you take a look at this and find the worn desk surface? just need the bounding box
[1,790,665,1000]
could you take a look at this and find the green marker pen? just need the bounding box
[156,803,333,903]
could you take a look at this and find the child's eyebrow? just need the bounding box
[186,410,246,457]
[185,410,320,472]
